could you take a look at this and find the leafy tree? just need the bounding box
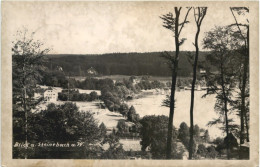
[12,28,50,158]
[14,102,103,158]
[140,115,178,159]
[131,122,142,134]
[100,84,133,113]
[214,137,226,156]
[116,120,129,136]
[129,76,136,83]
[136,80,152,90]
[194,124,200,139]
[58,91,97,102]
[58,92,68,101]
[178,122,190,144]
[101,133,127,159]
[99,122,107,137]
[160,7,192,159]
[101,144,126,159]
[224,133,238,149]
[204,130,210,143]
[41,70,68,88]
[89,91,98,101]
[213,137,224,145]
[203,26,239,159]
[141,76,150,81]
[119,103,129,117]
[83,144,103,159]
[177,122,197,155]
[197,144,207,157]
[189,7,207,160]
[127,106,140,123]
[161,95,171,108]
[33,103,101,143]
[206,146,218,159]
[230,7,249,145]
[102,133,119,148]
[151,80,165,89]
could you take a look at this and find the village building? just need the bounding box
[132,78,141,85]
[87,67,98,76]
[44,90,58,102]
[199,67,207,78]
[33,92,42,100]
[199,68,206,75]
[56,66,63,71]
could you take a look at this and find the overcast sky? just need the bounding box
[4,1,247,54]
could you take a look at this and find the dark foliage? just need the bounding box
[58,90,99,102]
[99,122,107,137]
[101,133,127,159]
[197,144,207,157]
[127,106,140,123]
[139,115,179,159]
[46,52,208,77]
[116,120,129,135]
[206,146,218,159]
[224,133,239,149]
[14,102,102,143]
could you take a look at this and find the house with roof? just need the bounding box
[44,89,58,102]
[87,67,98,76]
[199,67,206,75]
[56,66,63,71]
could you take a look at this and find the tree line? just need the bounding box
[46,51,208,77]
[58,89,99,102]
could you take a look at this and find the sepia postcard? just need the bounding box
[1,1,259,167]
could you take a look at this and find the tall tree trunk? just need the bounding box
[224,99,230,159]
[188,24,200,160]
[166,7,180,159]
[23,86,28,159]
[239,24,249,159]
[188,7,206,159]
[245,27,249,143]
[220,61,230,160]
[244,112,249,142]
[240,101,245,145]
[22,64,28,159]
[240,50,247,145]
[230,7,249,155]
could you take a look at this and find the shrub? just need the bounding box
[99,122,107,137]
[127,106,140,123]
[116,120,129,135]
[90,91,98,101]
[206,146,218,159]
[101,133,127,159]
[197,144,207,157]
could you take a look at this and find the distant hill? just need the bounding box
[46,51,209,77]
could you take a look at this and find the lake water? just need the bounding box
[126,90,239,139]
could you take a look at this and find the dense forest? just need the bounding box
[46,52,208,77]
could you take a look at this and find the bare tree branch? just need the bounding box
[178,7,192,36]
[230,7,247,43]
